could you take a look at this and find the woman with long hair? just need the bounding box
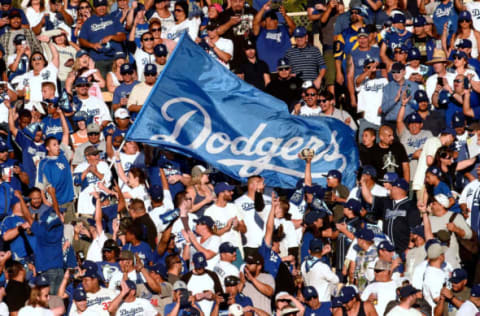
[106,52,128,93]
[449,11,480,58]
[164,1,200,41]
[186,165,215,217]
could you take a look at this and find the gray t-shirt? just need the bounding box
[242,272,275,314]
[400,128,433,179]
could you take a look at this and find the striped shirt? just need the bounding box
[284,45,326,81]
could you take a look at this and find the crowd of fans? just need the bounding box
[2,0,480,315]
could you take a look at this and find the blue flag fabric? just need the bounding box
[126,34,359,188]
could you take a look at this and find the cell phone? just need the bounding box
[464,77,471,89]
[437,77,444,87]
[219,293,230,310]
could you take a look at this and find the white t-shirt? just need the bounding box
[301,258,339,302]
[14,64,59,103]
[148,190,174,233]
[148,13,175,39]
[165,18,200,41]
[466,1,480,31]
[213,260,240,291]
[69,305,109,316]
[459,179,480,226]
[114,298,157,316]
[0,302,8,316]
[18,305,53,316]
[186,273,215,316]
[26,7,44,29]
[123,184,151,212]
[86,231,108,262]
[361,280,398,316]
[234,194,271,248]
[386,305,422,316]
[117,152,140,189]
[206,37,233,69]
[422,265,449,308]
[134,48,155,82]
[357,77,389,126]
[412,136,442,190]
[274,217,298,254]
[108,269,146,291]
[204,203,244,249]
[457,299,480,316]
[348,184,388,201]
[79,97,112,127]
[296,106,322,116]
[191,235,221,270]
[172,214,198,252]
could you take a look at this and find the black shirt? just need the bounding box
[370,142,409,180]
[265,76,303,111]
[422,110,446,136]
[238,58,270,91]
[5,280,30,312]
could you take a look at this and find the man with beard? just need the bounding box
[234,175,271,257]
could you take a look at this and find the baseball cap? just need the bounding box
[304,210,326,225]
[224,275,240,287]
[452,112,465,128]
[82,260,101,279]
[245,252,262,265]
[219,241,237,254]
[281,308,299,316]
[8,8,21,19]
[275,291,290,301]
[192,252,207,269]
[450,268,468,284]
[378,240,394,252]
[441,127,457,137]
[13,34,26,45]
[114,51,126,60]
[74,76,90,86]
[456,39,472,49]
[459,10,472,21]
[351,5,368,18]
[380,172,399,183]
[93,0,108,6]
[76,49,88,58]
[413,15,426,27]
[154,44,168,57]
[363,57,376,68]
[411,225,425,239]
[452,50,468,60]
[361,165,377,177]
[405,112,423,124]
[0,140,8,152]
[148,185,164,201]
[84,145,101,157]
[392,13,406,24]
[228,304,244,316]
[374,259,391,271]
[338,286,357,304]
[391,62,406,73]
[34,275,50,287]
[119,250,134,260]
[114,108,130,119]
[87,123,100,133]
[302,286,318,300]
[244,39,256,50]
[407,47,421,61]
[264,10,278,20]
[357,27,368,37]
[309,238,323,253]
[392,178,409,192]
[355,228,374,241]
[73,111,88,122]
[471,284,480,297]
[73,288,87,301]
[344,199,362,214]
[214,182,235,195]
[427,242,444,259]
[277,57,290,69]
[191,165,210,177]
[195,216,215,229]
[426,166,442,177]
[293,26,307,38]
[102,239,119,252]
[120,63,134,75]
[414,90,429,103]
[144,63,158,76]
[125,279,136,291]
[173,280,187,291]
[399,285,420,298]
[327,169,342,181]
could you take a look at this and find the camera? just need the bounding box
[270,0,282,10]
[464,77,471,90]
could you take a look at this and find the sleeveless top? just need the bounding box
[342,301,367,316]
[454,29,479,58]
[193,185,214,217]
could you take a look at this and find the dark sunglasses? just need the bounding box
[79,5,90,9]
[440,152,451,159]
[460,19,471,23]
[150,27,161,32]
[142,37,154,42]
[351,10,359,15]
[145,73,157,77]
[391,70,402,74]
[32,56,43,61]
[88,132,100,136]
[454,79,463,83]
[318,99,327,102]
[278,67,290,71]
[174,8,183,12]
[454,56,464,60]
[305,93,317,97]
[76,83,90,87]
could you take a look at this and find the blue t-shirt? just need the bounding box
[0,215,35,262]
[258,240,281,278]
[30,208,63,272]
[256,25,291,72]
[305,302,332,315]
[37,154,74,204]
[434,181,461,213]
[0,182,15,218]
[123,241,156,265]
[0,159,23,191]
[350,46,381,79]
[15,131,46,188]
[382,29,413,58]
[112,81,139,105]
[42,116,73,141]
[79,14,125,61]
[433,2,458,40]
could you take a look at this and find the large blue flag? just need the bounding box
[126,34,359,188]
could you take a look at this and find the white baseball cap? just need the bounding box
[228,304,244,316]
[114,108,130,119]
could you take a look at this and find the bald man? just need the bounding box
[371,125,410,182]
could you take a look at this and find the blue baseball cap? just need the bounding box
[450,268,468,284]
[120,63,134,75]
[405,112,423,124]
[426,166,442,177]
[74,77,90,86]
[192,252,207,269]
[357,27,368,37]
[302,286,318,300]
[309,238,323,252]
[456,39,472,49]
[378,240,395,252]
[452,50,468,60]
[344,199,362,214]
[93,0,108,6]
[471,284,480,297]
[73,288,87,301]
[293,26,307,38]
[34,275,50,287]
[407,47,421,61]
[412,225,425,239]
[355,228,374,241]
[459,10,472,21]
[214,182,235,195]
[0,139,8,152]
[381,172,399,183]
[363,57,376,68]
[392,13,406,24]
[452,112,465,128]
[13,34,26,45]
[392,178,409,192]
[413,15,426,27]
[82,260,101,279]
[399,285,420,298]
[154,44,168,57]
[149,263,167,277]
[195,216,215,229]
[414,90,429,103]
[351,5,368,18]
[219,241,237,253]
[144,63,157,76]
[73,110,88,122]
[339,286,357,303]
[148,185,164,201]
[327,170,342,181]
[125,279,136,290]
[441,127,457,137]
[113,51,126,60]
[76,49,88,58]
[304,210,326,225]
[277,57,290,68]
[361,165,377,178]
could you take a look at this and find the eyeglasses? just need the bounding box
[440,152,451,159]
[150,27,161,32]
[174,8,183,12]
[145,73,157,77]
[454,79,463,83]
[305,93,317,97]
[318,99,327,103]
[351,10,359,15]
[79,5,90,9]
[88,132,100,136]
[142,37,154,41]
[278,299,290,303]
[32,56,43,61]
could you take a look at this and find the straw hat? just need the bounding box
[425,49,451,65]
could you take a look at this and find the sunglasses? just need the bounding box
[318,99,327,103]
[305,93,317,97]
[150,27,161,32]
[32,56,43,61]
[88,132,100,136]
[174,8,183,12]
[76,83,90,87]
[145,73,157,77]
[79,5,90,9]
[351,10,359,15]
[278,299,290,303]
[460,19,470,23]
[454,79,463,83]
[278,67,290,71]
[391,70,402,74]
[454,56,464,60]
[142,37,154,41]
